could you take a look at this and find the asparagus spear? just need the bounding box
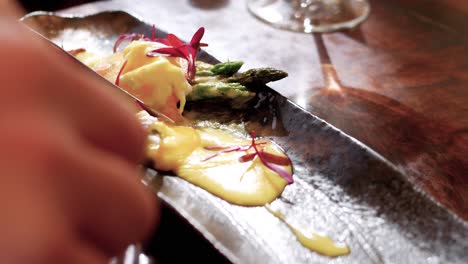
[196,61,244,77]
[197,61,288,87]
[190,61,252,102]
[189,61,288,103]
[210,61,244,76]
[227,67,288,88]
[188,82,254,101]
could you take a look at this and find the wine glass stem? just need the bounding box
[313,33,343,91]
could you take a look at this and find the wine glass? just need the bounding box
[247,0,370,33]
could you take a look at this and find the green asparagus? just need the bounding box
[227,67,288,87]
[188,82,254,101]
[209,61,244,76]
[196,61,244,77]
[189,61,288,103]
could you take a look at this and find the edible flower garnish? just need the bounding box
[203,131,293,184]
[147,27,208,81]
[115,60,128,86]
[113,26,208,82]
[202,142,267,162]
[113,25,157,53]
[249,131,293,184]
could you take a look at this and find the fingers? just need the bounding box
[0,16,159,263]
[0,21,146,165]
[61,141,158,255]
[0,109,158,258]
[29,111,159,255]
[47,41,147,165]
[66,240,109,264]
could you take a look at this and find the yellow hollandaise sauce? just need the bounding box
[265,205,350,257]
[137,111,291,206]
[74,40,192,121]
[75,50,124,82]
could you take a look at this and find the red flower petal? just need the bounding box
[261,161,294,184]
[115,60,128,86]
[202,145,246,162]
[150,47,186,58]
[204,145,230,151]
[187,61,195,80]
[257,151,291,166]
[167,34,185,47]
[113,34,136,53]
[202,153,220,162]
[152,38,170,46]
[190,27,205,45]
[113,33,152,53]
[239,153,256,162]
[250,131,293,184]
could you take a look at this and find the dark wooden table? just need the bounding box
[27,0,467,262]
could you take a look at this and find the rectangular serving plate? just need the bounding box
[21,10,468,264]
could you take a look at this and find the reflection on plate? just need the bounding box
[21,10,468,264]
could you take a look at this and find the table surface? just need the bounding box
[51,0,468,262]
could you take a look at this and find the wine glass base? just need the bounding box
[247,0,370,33]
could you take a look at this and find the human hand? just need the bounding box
[0,4,158,264]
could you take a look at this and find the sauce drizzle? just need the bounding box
[265,204,350,257]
